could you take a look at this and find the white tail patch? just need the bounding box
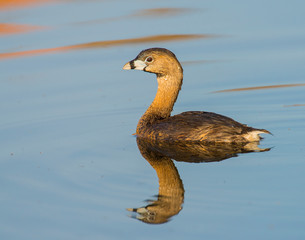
[243,130,266,142]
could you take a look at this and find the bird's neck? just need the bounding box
[137,73,183,134]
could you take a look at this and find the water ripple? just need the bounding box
[213,83,305,93]
[0,34,210,60]
[0,23,45,35]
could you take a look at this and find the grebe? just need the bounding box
[123,48,270,143]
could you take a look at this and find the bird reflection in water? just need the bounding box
[127,138,270,224]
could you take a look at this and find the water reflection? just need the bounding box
[213,83,305,93]
[0,23,44,35]
[0,34,207,60]
[128,138,269,224]
[283,104,305,107]
[76,7,195,25]
[0,0,53,9]
[131,8,194,18]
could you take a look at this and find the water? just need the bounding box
[1,0,305,239]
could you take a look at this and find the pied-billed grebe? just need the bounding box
[123,48,270,143]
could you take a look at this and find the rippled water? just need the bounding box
[1,1,305,239]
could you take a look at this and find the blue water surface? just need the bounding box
[1,0,305,239]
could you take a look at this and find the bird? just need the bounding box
[123,48,270,143]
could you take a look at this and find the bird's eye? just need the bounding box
[145,56,153,63]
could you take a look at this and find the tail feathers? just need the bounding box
[258,129,272,135]
[243,129,271,142]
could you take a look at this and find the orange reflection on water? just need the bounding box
[75,7,196,25]
[0,23,44,35]
[283,104,305,107]
[0,34,208,60]
[213,83,305,93]
[132,8,194,17]
[0,46,70,60]
[0,0,52,9]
